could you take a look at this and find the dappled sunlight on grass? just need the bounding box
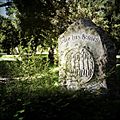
[0,82,120,120]
[0,54,120,120]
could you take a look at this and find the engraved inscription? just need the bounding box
[65,47,94,83]
[60,33,100,45]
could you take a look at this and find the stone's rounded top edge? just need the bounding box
[58,33,64,41]
[81,18,96,27]
[58,18,98,40]
[70,18,97,29]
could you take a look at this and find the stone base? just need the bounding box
[60,79,107,93]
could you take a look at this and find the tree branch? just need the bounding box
[0,2,12,7]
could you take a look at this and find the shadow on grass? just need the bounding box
[0,65,120,120]
[0,84,120,120]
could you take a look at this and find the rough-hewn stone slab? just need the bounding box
[58,18,116,91]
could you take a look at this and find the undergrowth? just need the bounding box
[0,53,120,120]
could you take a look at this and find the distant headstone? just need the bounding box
[58,18,116,91]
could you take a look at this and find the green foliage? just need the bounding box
[13,0,120,53]
[0,53,54,78]
[0,15,20,54]
[0,43,59,83]
[1,0,120,53]
[1,0,119,54]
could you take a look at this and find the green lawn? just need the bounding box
[0,55,120,120]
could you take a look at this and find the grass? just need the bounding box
[0,84,120,120]
[0,57,120,120]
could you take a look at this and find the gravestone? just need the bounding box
[58,18,116,91]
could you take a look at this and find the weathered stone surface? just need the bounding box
[58,18,116,91]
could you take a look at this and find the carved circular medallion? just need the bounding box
[65,47,94,84]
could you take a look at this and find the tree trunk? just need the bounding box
[48,46,54,65]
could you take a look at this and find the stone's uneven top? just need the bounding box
[59,18,98,40]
